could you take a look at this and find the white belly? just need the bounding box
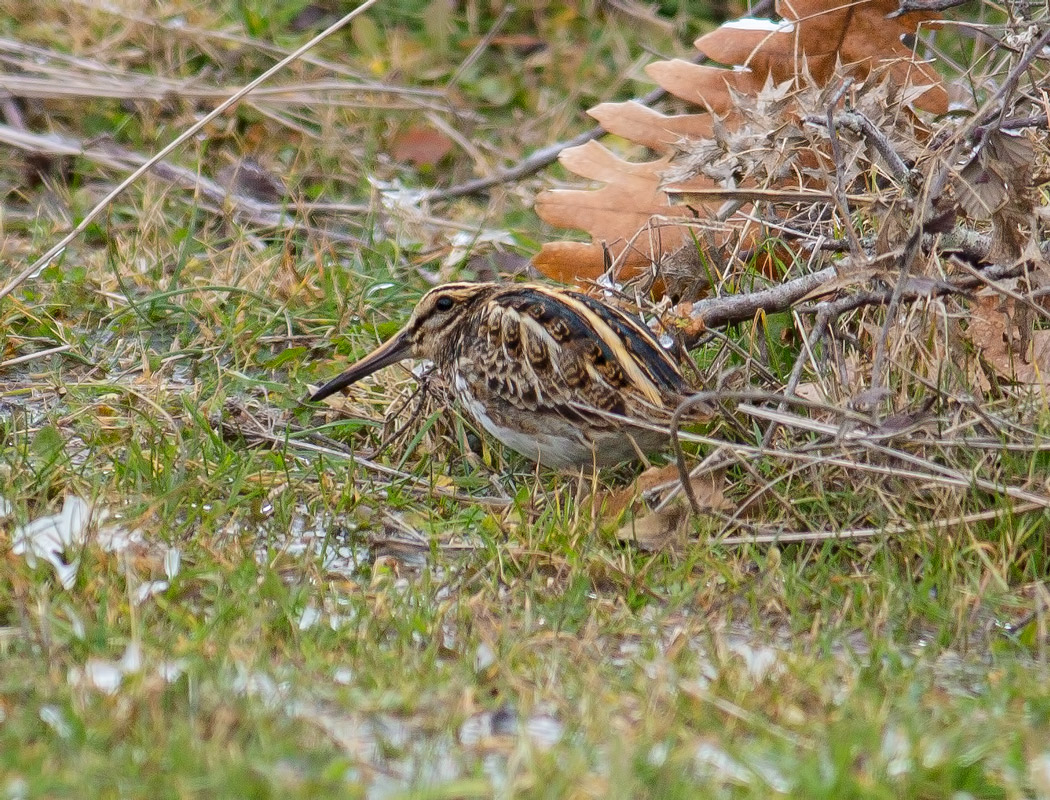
[454,376,596,468]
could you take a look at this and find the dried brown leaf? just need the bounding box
[587,101,714,154]
[616,503,691,552]
[533,140,692,280]
[955,130,1039,262]
[696,19,835,85]
[533,0,950,289]
[609,465,729,552]
[968,291,1050,388]
[532,241,618,284]
[643,60,756,114]
[390,125,454,167]
[775,0,947,113]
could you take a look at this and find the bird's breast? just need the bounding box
[452,373,595,468]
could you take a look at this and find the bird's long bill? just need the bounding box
[309,329,413,402]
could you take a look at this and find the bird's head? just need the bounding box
[309,282,494,402]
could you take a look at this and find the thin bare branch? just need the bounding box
[0,0,381,303]
[421,0,782,201]
[0,125,364,242]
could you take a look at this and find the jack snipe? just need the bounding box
[309,282,698,468]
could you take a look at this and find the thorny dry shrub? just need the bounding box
[533,0,948,284]
[535,0,1050,545]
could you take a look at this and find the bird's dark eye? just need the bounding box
[435,296,455,312]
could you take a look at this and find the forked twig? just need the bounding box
[670,393,719,514]
[805,110,910,182]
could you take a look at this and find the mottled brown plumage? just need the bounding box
[310,282,697,468]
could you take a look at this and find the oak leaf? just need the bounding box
[607,464,730,552]
[968,291,1050,390]
[390,125,454,167]
[533,140,693,283]
[533,0,948,289]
